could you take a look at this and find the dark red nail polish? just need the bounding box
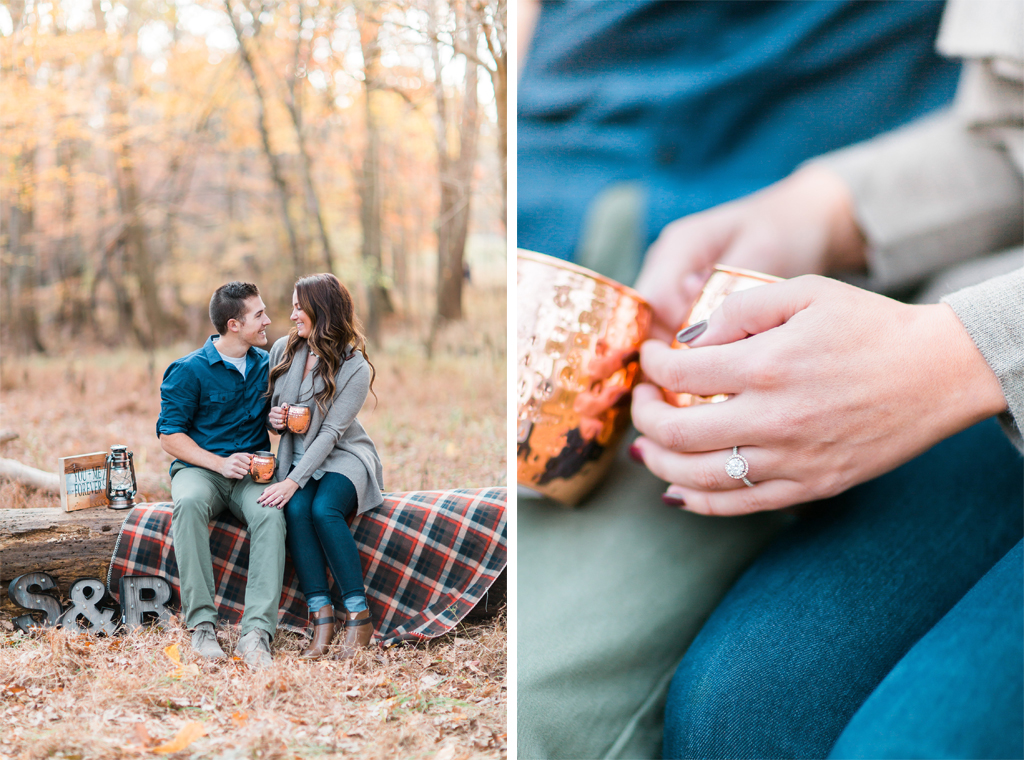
[628,444,644,463]
[661,493,686,508]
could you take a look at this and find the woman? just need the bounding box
[257,273,384,660]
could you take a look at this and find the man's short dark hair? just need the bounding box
[209,282,261,335]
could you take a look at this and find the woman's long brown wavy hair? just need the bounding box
[268,273,376,415]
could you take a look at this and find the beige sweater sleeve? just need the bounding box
[943,269,1024,451]
[812,0,1024,451]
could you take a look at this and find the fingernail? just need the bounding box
[661,492,686,508]
[628,444,644,463]
[675,320,708,345]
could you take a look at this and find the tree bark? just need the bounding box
[94,0,169,349]
[0,508,125,618]
[7,146,47,354]
[283,3,335,273]
[431,6,480,322]
[358,7,390,345]
[225,0,305,281]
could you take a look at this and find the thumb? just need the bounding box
[686,275,822,348]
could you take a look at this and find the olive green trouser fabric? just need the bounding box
[169,462,286,637]
[516,184,787,758]
[517,442,789,760]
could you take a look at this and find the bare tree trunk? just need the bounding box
[224,0,304,281]
[431,6,480,322]
[94,1,168,349]
[283,3,335,273]
[477,0,507,226]
[7,148,47,354]
[358,7,389,345]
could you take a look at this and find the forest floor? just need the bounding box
[0,284,507,759]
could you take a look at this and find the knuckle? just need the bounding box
[693,459,722,491]
[745,355,782,390]
[735,488,771,515]
[655,418,686,451]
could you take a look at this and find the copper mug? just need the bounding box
[664,265,783,407]
[283,403,311,434]
[249,452,276,484]
[517,250,652,507]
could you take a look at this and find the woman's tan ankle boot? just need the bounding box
[333,609,373,660]
[299,605,335,659]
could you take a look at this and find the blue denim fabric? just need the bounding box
[285,472,368,611]
[829,539,1023,760]
[663,419,1024,759]
[518,1,959,261]
[156,335,270,468]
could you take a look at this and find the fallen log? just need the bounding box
[0,458,60,493]
[0,507,125,617]
[0,507,505,622]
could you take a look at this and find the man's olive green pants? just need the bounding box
[169,462,286,637]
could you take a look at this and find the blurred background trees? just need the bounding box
[0,0,506,354]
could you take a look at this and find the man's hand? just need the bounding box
[160,432,253,480]
[634,165,866,341]
[219,453,254,480]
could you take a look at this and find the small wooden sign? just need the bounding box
[59,452,109,512]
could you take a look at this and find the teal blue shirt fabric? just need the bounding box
[518,0,960,261]
[156,336,271,469]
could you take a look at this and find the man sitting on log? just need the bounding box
[156,281,283,670]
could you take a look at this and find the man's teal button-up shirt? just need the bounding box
[156,335,271,469]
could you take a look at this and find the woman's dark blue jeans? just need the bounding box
[663,418,1024,759]
[285,472,367,610]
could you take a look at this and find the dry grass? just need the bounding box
[0,615,506,760]
[0,284,506,507]
[0,283,507,759]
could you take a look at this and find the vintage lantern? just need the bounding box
[105,445,138,510]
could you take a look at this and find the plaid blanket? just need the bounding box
[107,487,506,645]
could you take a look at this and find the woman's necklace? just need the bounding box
[302,347,318,381]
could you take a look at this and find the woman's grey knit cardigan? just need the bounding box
[268,336,384,515]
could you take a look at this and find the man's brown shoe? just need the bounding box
[299,604,335,660]
[333,609,373,660]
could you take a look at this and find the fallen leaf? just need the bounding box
[151,722,207,754]
[164,644,199,679]
[230,711,248,727]
[133,723,154,747]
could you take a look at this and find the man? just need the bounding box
[156,281,285,669]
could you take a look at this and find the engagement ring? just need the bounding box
[725,446,754,488]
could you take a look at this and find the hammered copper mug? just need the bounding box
[249,452,276,484]
[284,403,311,434]
[517,250,652,507]
[664,265,783,407]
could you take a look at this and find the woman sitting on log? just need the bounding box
[258,272,384,660]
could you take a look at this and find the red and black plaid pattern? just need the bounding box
[107,487,506,645]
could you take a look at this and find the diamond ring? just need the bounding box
[725,446,754,488]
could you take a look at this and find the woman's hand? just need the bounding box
[630,276,1006,516]
[257,478,300,510]
[268,405,288,432]
[634,165,866,341]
